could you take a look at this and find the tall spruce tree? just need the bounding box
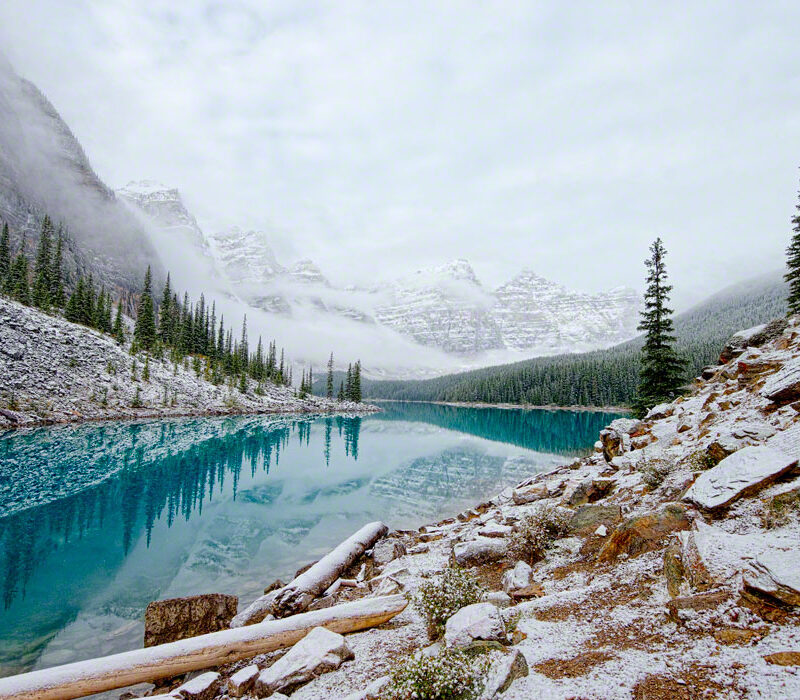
[32,216,53,309]
[0,222,10,289]
[50,229,65,308]
[326,353,334,399]
[634,238,685,416]
[159,273,173,344]
[113,303,125,343]
[134,266,157,351]
[785,179,800,315]
[351,360,362,402]
[10,235,30,305]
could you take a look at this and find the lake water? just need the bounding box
[0,402,622,676]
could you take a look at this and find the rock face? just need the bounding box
[567,504,622,535]
[451,537,508,567]
[480,648,529,698]
[761,357,800,405]
[254,627,354,697]
[371,539,407,567]
[743,548,800,606]
[597,504,691,562]
[683,447,798,511]
[444,603,506,648]
[144,594,238,647]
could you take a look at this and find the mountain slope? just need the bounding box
[361,271,788,406]
[0,58,163,303]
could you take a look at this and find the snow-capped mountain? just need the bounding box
[117,180,208,253]
[119,181,641,362]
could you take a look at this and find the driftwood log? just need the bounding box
[232,520,389,626]
[0,595,407,700]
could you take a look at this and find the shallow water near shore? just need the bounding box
[0,402,623,676]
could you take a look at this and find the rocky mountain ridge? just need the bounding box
[118,182,641,358]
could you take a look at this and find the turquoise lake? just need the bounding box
[0,402,622,676]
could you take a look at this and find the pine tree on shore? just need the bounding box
[345,364,353,401]
[352,360,362,402]
[134,266,156,351]
[634,238,685,417]
[32,216,54,310]
[113,303,125,343]
[337,380,345,402]
[50,229,65,308]
[785,179,800,315]
[0,223,10,288]
[326,353,334,399]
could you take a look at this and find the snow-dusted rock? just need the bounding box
[479,648,529,698]
[172,672,221,700]
[743,548,800,607]
[343,675,390,700]
[762,356,800,404]
[646,403,674,421]
[372,538,406,567]
[501,561,542,599]
[452,537,508,567]
[478,521,513,538]
[512,484,548,504]
[444,602,506,648]
[228,664,260,697]
[683,446,798,511]
[485,591,512,608]
[595,524,608,537]
[254,627,354,697]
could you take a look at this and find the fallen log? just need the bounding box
[234,521,388,626]
[0,594,407,700]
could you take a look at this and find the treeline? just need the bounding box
[1,216,365,402]
[362,272,787,407]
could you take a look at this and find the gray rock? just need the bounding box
[444,602,506,648]
[144,593,238,647]
[480,648,529,698]
[452,537,507,567]
[372,538,406,566]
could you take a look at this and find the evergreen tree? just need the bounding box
[351,360,362,402]
[83,274,96,326]
[64,277,84,323]
[634,238,685,416]
[32,216,53,309]
[113,303,125,343]
[337,380,345,401]
[0,222,10,290]
[159,273,173,344]
[50,229,65,307]
[345,364,353,401]
[134,266,157,351]
[10,237,30,305]
[786,178,800,314]
[326,353,334,399]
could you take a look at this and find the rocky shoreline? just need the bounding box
[0,297,379,430]
[4,317,800,699]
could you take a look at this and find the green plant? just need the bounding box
[636,455,672,490]
[413,566,485,640]
[131,386,143,408]
[379,647,489,700]
[685,449,721,472]
[508,503,571,565]
[761,489,800,529]
[143,355,150,382]
[68,357,78,368]
[100,387,108,407]
[6,392,19,410]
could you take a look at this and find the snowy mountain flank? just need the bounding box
[118,182,641,360]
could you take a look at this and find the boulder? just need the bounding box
[372,538,406,567]
[567,504,622,535]
[478,521,513,538]
[683,446,798,511]
[485,591,512,608]
[666,590,732,623]
[512,484,548,505]
[144,593,238,647]
[444,602,506,648]
[172,672,221,700]
[645,403,674,421]
[567,478,614,506]
[254,627,355,697]
[719,322,779,363]
[343,676,390,700]
[479,648,529,698]
[597,503,690,563]
[263,579,285,595]
[762,356,800,404]
[764,652,800,666]
[501,561,542,599]
[452,537,508,567]
[228,665,260,698]
[743,548,800,607]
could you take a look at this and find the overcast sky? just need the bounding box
[1,1,799,308]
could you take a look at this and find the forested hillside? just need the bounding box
[361,271,787,407]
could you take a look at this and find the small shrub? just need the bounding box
[131,387,143,408]
[761,490,800,529]
[508,503,571,565]
[6,393,19,410]
[413,566,485,640]
[100,387,108,407]
[636,456,672,490]
[143,356,150,382]
[379,647,489,700]
[68,357,78,368]
[685,449,721,472]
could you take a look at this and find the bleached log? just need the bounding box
[271,521,388,619]
[0,595,407,700]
